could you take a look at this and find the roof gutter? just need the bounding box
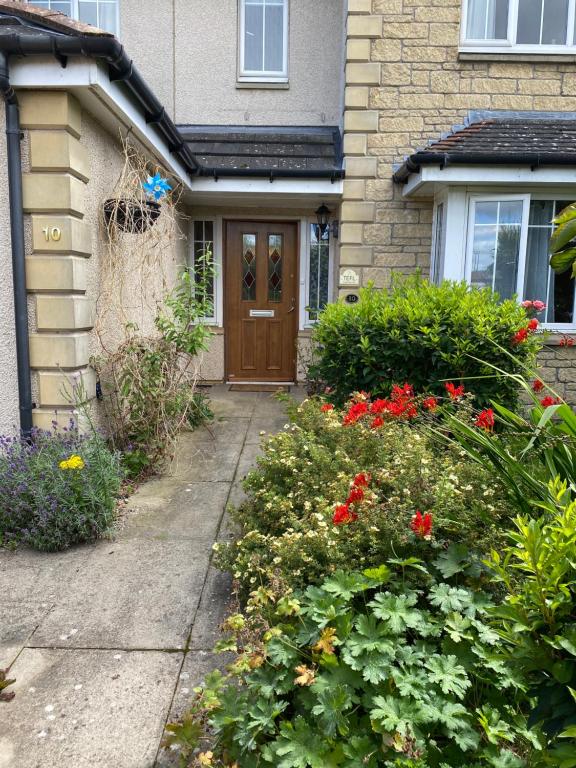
[0,50,32,435]
[393,150,576,184]
[0,30,201,180]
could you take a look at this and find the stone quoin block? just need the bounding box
[345,156,378,178]
[23,174,86,217]
[347,15,382,39]
[29,333,90,369]
[18,91,82,138]
[29,131,90,182]
[35,296,95,331]
[343,134,368,156]
[346,63,381,85]
[26,256,88,293]
[31,215,91,256]
[37,368,96,407]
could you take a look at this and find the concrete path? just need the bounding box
[0,386,298,768]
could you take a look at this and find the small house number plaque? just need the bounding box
[345,294,359,304]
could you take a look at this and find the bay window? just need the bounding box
[26,0,119,35]
[462,0,576,51]
[239,0,289,82]
[433,191,576,329]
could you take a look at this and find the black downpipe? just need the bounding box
[0,52,32,436]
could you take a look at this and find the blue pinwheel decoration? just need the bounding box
[142,173,172,202]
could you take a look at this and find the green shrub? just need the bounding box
[166,560,541,767]
[309,277,541,407]
[488,484,576,767]
[0,424,123,551]
[216,396,511,597]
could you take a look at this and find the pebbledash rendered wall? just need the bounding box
[340,0,576,398]
[0,101,21,434]
[120,0,346,127]
[19,91,187,430]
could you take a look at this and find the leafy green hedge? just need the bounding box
[309,277,541,407]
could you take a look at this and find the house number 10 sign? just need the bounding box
[42,226,62,242]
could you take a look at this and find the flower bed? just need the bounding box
[0,424,123,551]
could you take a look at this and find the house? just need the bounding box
[0,0,573,436]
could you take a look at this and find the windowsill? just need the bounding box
[236,80,290,90]
[541,331,576,345]
[459,48,576,62]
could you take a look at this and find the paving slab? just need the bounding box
[0,546,89,604]
[29,540,208,650]
[188,567,233,651]
[169,438,243,482]
[184,416,250,444]
[245,416,290,444]
[0,601,53,668]
[122,482,230,542]
[0,648,182,768]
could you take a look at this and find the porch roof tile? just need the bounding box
[178,125,343,174]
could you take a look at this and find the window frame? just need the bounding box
[436,188,576,331]
[189,217,223,327]
[26,0,120,35]
[302,218,334,329]
[460,0,576,53]
[238,0,289,83]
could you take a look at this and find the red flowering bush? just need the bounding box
[216,396,511,596]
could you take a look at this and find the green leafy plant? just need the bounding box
[215,396,511,597]
[0,423,123,551]
[308,276,541,408]
[0,669,16,702]
[550,202,576,277]
[488,483,576,767]
[167,561,541,767]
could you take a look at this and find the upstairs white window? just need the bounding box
[462,0,576,51]
[239,0,288,81]
[27,0,119,36]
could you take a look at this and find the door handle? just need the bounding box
[287,298,296,313]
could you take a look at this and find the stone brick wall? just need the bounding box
[340,0,576,292]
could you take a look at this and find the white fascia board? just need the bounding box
[187,176,343,205]
[9,56,193,187]
[402,163,576,198]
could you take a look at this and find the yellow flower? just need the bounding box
[198,751,213,765]
[59,454,85,470]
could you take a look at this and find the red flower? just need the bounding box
[320,403,334,413]
[391,383,414,401]
[371,416,385,429]
[422,396,438,412]
[445,382,465,400]
[560,335,575,347]
[532,300,546,312]
[512,328,529,345]
[475,408,495,431]
[410,510,433,538]
[370,399,390,415]
[540,396,560,407]
[346,486,365,505]
[343,401,369,425]
[333,503,357,526]
[528,318,539,332]
[353,472,371,488]
[532,379,544,393]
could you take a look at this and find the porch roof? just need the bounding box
[393,113,576,184]
[178,125,343,180]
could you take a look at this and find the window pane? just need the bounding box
[264,4,285,72]
[542,0,569,43]
[470,200,522,299]
[98,2,118,34]
[242,234,257,301]
[466,0,509,39]
[193,221,215,313]
[517,0,543,43]
[308,224,329,322]
[268,234,283,302]
[244,4,264,71]
[78,1,98,27]
[432,203,445,284]
[525,201,575,324]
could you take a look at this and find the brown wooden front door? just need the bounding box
[225,220,298,382]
